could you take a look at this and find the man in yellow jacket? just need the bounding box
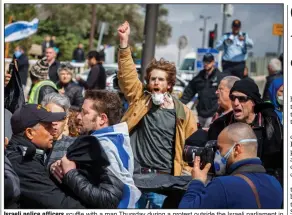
[117,21,197,208]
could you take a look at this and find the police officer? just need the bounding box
[180,53,221,128]
[216,19,254,79]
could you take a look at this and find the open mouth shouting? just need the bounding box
[153,87,161,94]
[233,107,243,118]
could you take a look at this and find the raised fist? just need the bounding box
[118,21,130,48]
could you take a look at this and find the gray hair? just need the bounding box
[268,58,282,72]
[57,62,74,76]
[41,92,71,114]
[221,76,241,89]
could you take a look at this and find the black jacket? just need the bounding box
[16,54,29,86]
[180,68,221,118]
[6,135,86,209]
[38,85,58,104]
[64,135,124,208]
[208,103,283,170]
[73,48,85,62]
[57,81,84,111]
[4,61,25,113]
[64,169,123,208]
[262,72,283,101]
[49,60,60,83]
[78,64,106,90]
[4,155,20,209]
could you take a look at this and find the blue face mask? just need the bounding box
[14,50,22,58]
[213,139,257,176]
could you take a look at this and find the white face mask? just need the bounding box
[277,95,283,106]
[213,139,257,176]
[151,92,167,106]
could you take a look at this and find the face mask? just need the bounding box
[277,95,283,106]
[14,50,22,58]
[213,139,257,176]
[151,92,167,106]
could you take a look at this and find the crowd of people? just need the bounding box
[4,20,283,209]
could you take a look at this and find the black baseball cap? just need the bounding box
[232,19,241,28]
[11,104,66,134]
[203,53,214,62]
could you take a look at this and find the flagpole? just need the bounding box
[5,16,13,58]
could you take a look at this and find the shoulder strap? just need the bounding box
[234,173,261,209]
[230,164,266,175]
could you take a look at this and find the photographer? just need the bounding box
[179,123,282,209]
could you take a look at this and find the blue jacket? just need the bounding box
[268,77,283,124]
[179,158,282,209]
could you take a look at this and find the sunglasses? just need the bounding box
[229,94,251,103]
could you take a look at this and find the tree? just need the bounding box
[4,4,172,61]
[4,4,37,57]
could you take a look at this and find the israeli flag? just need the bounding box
[5,18,39,42]
[91,122,141,208]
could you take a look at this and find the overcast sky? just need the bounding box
[155,3,284,64]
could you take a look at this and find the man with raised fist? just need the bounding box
[117,21,197,208]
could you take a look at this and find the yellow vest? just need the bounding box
[28,80,57,104]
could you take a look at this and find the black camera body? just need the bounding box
[183,140,217,173]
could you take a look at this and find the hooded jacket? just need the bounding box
[262,72,283,101]
[268,78,283,124]
[118,47,197,176]
[208,103,283,171]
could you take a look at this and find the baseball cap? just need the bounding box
[203,53,215,62]
[11,104,66,134]
[232,19,241,28]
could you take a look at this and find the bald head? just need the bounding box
[220,122,258,156]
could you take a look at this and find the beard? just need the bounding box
[78,115,98,135]
[148,85,169,94]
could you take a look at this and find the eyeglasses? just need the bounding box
[229,94,251,103]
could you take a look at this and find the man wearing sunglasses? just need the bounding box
[208,79,283,184]
[179,123,282,209]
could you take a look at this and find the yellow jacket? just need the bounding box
[118,47,197,176]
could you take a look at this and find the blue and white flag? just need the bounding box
[91,122,141,208]
[5,18,39,42]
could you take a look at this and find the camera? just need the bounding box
[183,140,217,172]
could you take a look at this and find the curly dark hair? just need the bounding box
[67,110,80,137]
[85,90,122,125]
[145,58,177,92]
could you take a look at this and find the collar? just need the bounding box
[227,158,262,174]
[91,122,128,136]
[48,59,56,67]
[9,134,45,158]
[230,112,263,128]
[173,97,186,120]
[91,126,112,136]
